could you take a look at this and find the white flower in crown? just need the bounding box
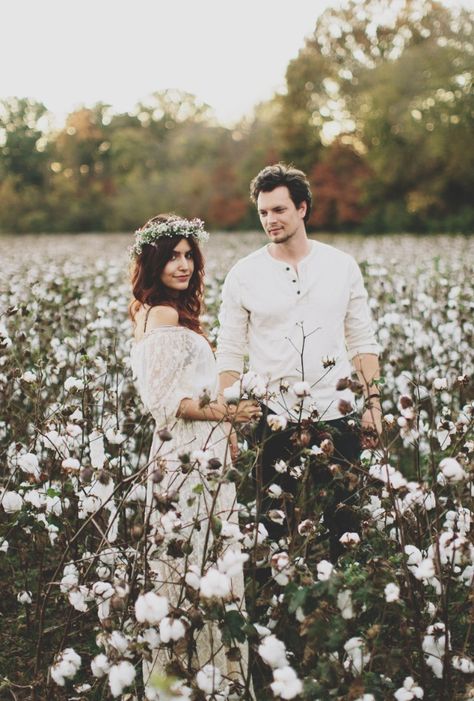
[129,217,210,257]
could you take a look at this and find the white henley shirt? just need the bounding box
[216,240,380,421]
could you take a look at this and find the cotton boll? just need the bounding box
[184,564,201,590]
[413,558,436,581]
[274,459,288,473]
[339,532,360,547]
[337,589,354,619]
[267,483,283,498]
[242,522,268,549]
[270,666,303,699]
[64,376,85,392]
[267,414,288,431]
[217,549,249,577]
[343,637,370,674]
[404,545,423,571]
[108,630,130,655]
[444,507,471,536]
[196,664,222,695]
[50,647,82,686]
[61,457,81,473]
[438,457,467,483]
[271,552,293,586]
[199,568,231,599]
[298,518,315,536]
[220,521,244,542]
[17,590,32,605]
[105,428,126,445]
[159,617,186,643]
[394,676,424,700]
[126,483,147,503]
[293,381,311,397]
[60,563,79,592]
[17,452,41,479]
[317,560,334,581]
[140,627,161,650]
[369,463,407,489]
[135,591,169,625]
[422,622,448,679]
[452,655,474,674]
[68,587,89,612]
[92,581,114,621]
[1,490,23,513]
[258,635,288,669]
[89,430,106,469]
[384,582,400,602]
[91,653,110,677]
[108,660,136,697]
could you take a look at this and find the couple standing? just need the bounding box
[130,164,381,697]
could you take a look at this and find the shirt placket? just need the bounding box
[283,264,302,298]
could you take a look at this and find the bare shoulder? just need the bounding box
[133,305,179,342]
[147,305,179,328]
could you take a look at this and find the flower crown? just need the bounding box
[129,217,210,258]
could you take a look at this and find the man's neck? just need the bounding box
[268,233,312,267]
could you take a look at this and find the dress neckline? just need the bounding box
[132,325,192,348]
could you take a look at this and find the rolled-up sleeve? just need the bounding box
[216,268,249,374]
[344,259,381,360]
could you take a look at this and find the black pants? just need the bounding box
[251,410,361,562]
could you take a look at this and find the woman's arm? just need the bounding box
[177,397,261,423]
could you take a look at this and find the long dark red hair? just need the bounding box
[129,214,205,335]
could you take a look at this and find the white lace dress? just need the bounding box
[130,326,248,691]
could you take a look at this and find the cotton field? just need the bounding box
[0,232,472,700]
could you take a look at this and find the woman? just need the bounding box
[129,214,259,698]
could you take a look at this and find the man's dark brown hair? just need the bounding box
[250,163,312,224]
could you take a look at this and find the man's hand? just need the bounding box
[360,405,382,449]
[227,399,262,423]
[353,353,382,447]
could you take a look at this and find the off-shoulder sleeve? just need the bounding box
[132,329,197,428]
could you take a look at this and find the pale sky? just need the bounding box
[1,0,472,127]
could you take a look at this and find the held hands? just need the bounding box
[223,400,261,463]
[360,401,382,449]
[226,399,262,423]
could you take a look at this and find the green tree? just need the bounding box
[280,0,474,231]
[0,97,50,187]
[50,104,116,231]
[0,98,52,232]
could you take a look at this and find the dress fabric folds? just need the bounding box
[130,326,247,691]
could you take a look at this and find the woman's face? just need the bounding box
[160,238,195,291]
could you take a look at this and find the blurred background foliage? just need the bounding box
[0,0,473,234]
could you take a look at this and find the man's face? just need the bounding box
[257,186,306,244]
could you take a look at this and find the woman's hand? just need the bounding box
[226,399,262,423]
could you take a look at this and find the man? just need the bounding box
[217,163,381,560]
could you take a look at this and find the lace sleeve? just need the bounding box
[133,329,197,428]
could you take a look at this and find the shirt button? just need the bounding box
[286,267,290,271]
[297,291,301,295]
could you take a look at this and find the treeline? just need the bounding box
[1,0,473,234]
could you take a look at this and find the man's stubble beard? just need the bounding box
[268,228,297,245]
